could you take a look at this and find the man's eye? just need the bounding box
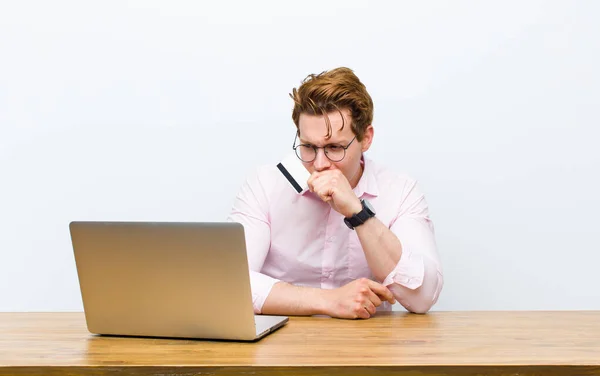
[326,145,343,151]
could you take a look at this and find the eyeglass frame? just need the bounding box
[292,132,357,163]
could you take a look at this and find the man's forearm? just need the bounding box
[261,281,329,316]
[355,217,403,282]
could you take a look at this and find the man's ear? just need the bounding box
[361,125,374,152]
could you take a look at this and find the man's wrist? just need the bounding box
[313,288,332,316]
[344,199,363,218]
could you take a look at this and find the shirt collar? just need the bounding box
[353,155,379,198]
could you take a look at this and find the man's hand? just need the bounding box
[322,278,396,319]
[308,169,362,217]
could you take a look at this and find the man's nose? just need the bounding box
[313,148,331,171]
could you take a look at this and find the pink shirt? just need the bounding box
[227,156,443,314]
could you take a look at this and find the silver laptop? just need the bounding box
[69,221,288,341]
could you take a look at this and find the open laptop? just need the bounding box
[69,221,288,341]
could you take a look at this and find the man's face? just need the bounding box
[297,109,373,188]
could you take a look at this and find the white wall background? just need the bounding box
[1,0,599,312]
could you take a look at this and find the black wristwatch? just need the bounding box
[344,199,376,230]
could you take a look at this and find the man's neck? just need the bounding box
[349,159,365,189]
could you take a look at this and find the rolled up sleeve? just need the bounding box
[383,179,444,313]
[227,167,281,314]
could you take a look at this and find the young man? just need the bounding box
[228,67,443,318]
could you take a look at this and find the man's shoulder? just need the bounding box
[248,163,281,182]
[241,162,292,193]
[366,157,417,188]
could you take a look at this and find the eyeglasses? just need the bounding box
[293,133,357,163]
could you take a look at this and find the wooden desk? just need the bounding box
[0,311,599,375]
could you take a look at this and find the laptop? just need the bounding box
[69,221,288,341]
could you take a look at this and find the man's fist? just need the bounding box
[322,278,396,319]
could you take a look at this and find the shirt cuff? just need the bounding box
[382,250,425,290]
[249,270,281,314]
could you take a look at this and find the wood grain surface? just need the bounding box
[1,311,599,375]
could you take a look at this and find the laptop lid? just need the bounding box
[70,221,283,341]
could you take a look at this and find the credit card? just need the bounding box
[276,153,311,193]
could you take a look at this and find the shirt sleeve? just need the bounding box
[382,178,444,313]
[226,168,280,314]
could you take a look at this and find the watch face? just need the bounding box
[363,199,376,215]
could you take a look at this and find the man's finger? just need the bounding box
[366,289,383,307]
[367,280,396,304]
[355,303,371,319]
[364,300,376,316]
[313,181,334,203]
[307,172,321,192]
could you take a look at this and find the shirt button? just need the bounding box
[328,236,336,242]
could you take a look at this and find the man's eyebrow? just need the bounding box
[299,139,346,146]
